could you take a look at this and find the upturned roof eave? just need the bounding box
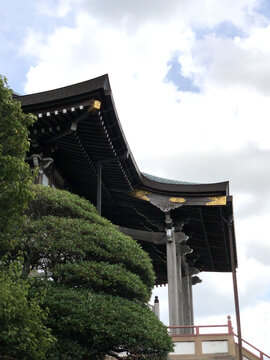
[17,74,230,197]
[16,74,110,108]
[140,173,229,196]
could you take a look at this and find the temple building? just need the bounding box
[15,74,238,336]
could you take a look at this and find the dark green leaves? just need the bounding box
[0,75,35,253]
[21,185,172,359]
[0,261,55,360]
[23,212,155,292]
[53,261,150,302]
[34,284,172,360]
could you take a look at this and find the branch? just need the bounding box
[106,350,122,359]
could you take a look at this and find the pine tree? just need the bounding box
[24,185,173,359]
[0,76,55,360]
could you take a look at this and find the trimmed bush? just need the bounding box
[23,214,155,291]
[53,261,150,302]
[31,283,172,360]
[21,185,173,359]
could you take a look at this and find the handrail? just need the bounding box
[168,325,229,336]
[168,315,233,335]
[234,333,270,360]
[167,316,270,360]
[169,324,227,328]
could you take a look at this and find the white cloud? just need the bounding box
[240,301,270,354]
[63,0,264,31]
[35,0,73,18]
[189,26,270,95]
[19,30,46,59]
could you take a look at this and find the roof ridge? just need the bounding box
[142,172,199,185]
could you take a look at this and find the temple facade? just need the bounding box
[15,74,237,330]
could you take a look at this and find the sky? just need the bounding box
[1,0,270,355]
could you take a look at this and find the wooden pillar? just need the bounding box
[176,244,183,328]
[32,154,43,184]
[179,245,194,333]
[165,213,179,333]
[97,162,102,215]
[182,270,192,333]
[190,277,194,326]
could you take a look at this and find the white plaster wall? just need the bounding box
[171,341,195,354]
[202,340,228,354]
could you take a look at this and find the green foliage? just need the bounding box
[23,185,155,298]
[21,185,173,359]
[53,261,150,302]
[30,283,172,360]
[24,194,155,291]
[26,184,110,225]
[0,260,55,360]
[0,77,53,360]
[0,75,35,252]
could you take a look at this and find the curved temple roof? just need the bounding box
[16,74,237,284]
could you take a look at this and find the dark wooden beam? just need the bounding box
[199,207,214,270]
[119,227,166,244]
[44,111,89,145]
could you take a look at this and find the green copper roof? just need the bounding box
[142,172,198,185]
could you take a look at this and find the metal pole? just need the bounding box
[97,162,102,215]
[228,218,243,360]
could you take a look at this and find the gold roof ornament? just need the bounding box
[130,189,151,202]
[88,99,101,112]
[206,196,227,206]
[169,197,186,204]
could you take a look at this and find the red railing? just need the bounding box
[168,315,233,336]
[167,316,270,360]
[234,333,270,360]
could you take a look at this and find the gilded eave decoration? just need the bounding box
[130,189,227,207]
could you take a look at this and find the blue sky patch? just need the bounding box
[256,0,270,20]
[164,56,200,93]
[195,21,245,40]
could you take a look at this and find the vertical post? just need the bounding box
[96,153,128,216]
[182,268,193,334]
[176,245,183,328]
[227,315,233,334]
[33,155,43,184]
[154,296,160,319]
[166,215,179,333]
[189,275,194,327]
[228,219,243,360]
[97,162,102,215]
